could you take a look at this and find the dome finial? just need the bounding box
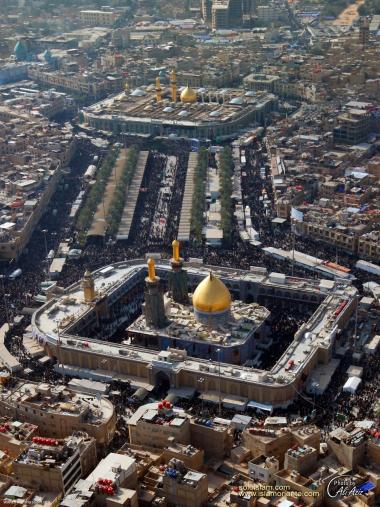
[172,239,180,262]
[147,258,156,282]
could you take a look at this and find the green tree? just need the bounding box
[190,148,208,244]
[106,146,139,237]
[76,146,120,235]
[218,147,234,245]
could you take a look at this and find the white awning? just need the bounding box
[222,395,248,411]
[343,376,361,394]
[247,400,273,413]
[199,391,220,403]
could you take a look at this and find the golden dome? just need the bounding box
[192,272,231,313]
[180,86,197,103]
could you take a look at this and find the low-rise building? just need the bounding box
[13,433,97,494]
[163,459,208,507]
[0,477,61,507]
[284,445,318,475]
[327,426,367,469]
[248,455,279,483]
[28,65,121,98]
[243,423,321,468]
[79,10,121,27]
[128,402,190,449]
[0,382,116,446]
[0,106,75,260]
[190,417,234,460]
[60,453,138,507]
[162,443,204,471]
[0,419,37,459]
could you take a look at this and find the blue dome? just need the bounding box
[14,40,28,61]
[43,49,52,62]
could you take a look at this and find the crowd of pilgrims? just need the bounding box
[0,137,378,437]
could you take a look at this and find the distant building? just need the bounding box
[79,10,121,27]
[0,106,75,260]
[0,62,28,85]
[82,77,277,140]
[212,1,230,29]
[28,65,121,98]
[334,108,372,145]
[201,0,213,22]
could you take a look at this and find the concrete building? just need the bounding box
[248,455,279,483]
[273,468,324,506]
[13,433,97,494]
[201,0,213,22]
[79,10,121,27]
[243,426,293,467]
[128,402,191,449]
[60,452,138,507]
[327,426,367,469]
[334,108,372,144]
[0,419,37,460]
[0,477,61,507]
[243,423,321,467]
[163,459,208,507]
[28,65,121,98]
[0,382,116,446]
[284,445,318,475]
[163,443,204,471]
[212,1,230,29]
[0,62,28,84]
[190,417,233,460]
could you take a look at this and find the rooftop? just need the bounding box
[32,259,357,393]
[0,382,113,423]
[83,87,275,127]
[129,297,269,347]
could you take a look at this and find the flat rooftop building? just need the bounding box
[82,81,277,141]
[0,382,116,446]
[13,433,97,494]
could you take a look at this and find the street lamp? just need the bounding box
[55,320,65,383]
[353,294,359,347]
[216,348,222,416]
[0,275,10,326]
[197,376,205,415]
[41,229,51,280]
[41,229,48,258]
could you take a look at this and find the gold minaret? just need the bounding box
[170,69,177,103]
[155,76,162,102]
[147,258,157,283]
[169,239,189,304]
[82,270,95,303]
[143,258,168,328]
[172,239,180,263]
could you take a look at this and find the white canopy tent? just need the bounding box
[343,376,362,395]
